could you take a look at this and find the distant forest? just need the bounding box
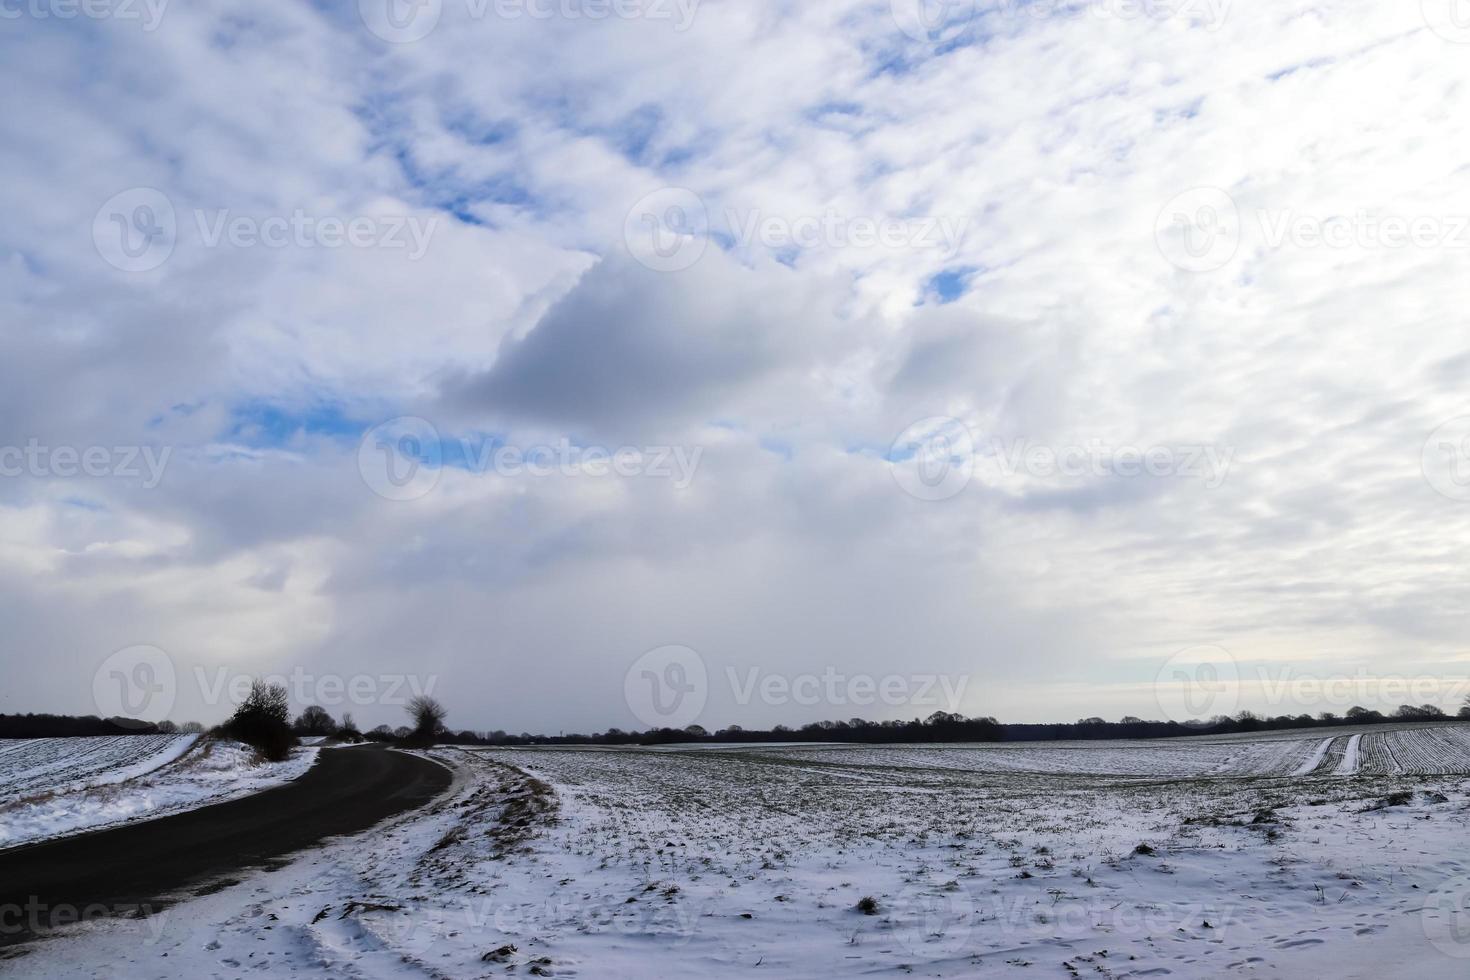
[409,702,1469,747]
[0,712,203,739]
[6,702,1463,744]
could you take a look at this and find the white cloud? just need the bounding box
[3,0,1470,730]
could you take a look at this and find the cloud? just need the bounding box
[440,248,849,438]
[3,0,1470,732]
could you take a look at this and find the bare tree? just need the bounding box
[222,679,296,761]
[406,695,447,736]
[237,679,290,725]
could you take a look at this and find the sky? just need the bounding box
[3,0,1470,734]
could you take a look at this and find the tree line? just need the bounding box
[363,700,1470,747]
[5,697,1467,747]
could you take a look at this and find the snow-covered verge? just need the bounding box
[0,738,318,849]
[5,730,1470,978]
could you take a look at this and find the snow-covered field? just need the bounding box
[0,736,317,848]
[0,735,199,800]
[8,724,1470,978]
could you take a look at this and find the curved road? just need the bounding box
[0,744,451,945]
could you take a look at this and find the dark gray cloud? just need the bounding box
[441,249,842,438]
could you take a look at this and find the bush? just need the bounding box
[219,680,298,762]
[856,896,879,915]
[406,696,447,739]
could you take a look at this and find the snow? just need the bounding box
[0,735,196,800]
[8,726,1470,978]
[0,737,318,849]
[1336,733,1363,775]
[1292,736,1335,775]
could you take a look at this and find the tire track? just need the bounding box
[1333,733,1362,775]
[1292,736,1338,776]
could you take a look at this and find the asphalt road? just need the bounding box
[0,744,452,945]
